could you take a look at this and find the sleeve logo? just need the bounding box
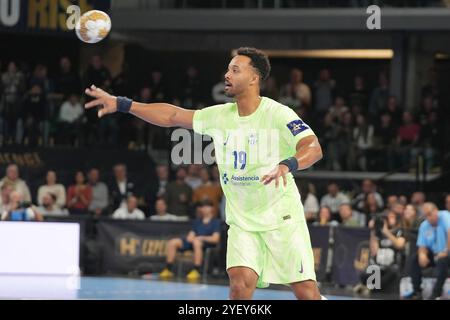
[286,119,309,136]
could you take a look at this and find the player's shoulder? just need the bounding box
[262,97,297,115]
[198,102,235,113]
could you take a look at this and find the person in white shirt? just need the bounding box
[150,198,186,222]
[185,164,202,190]
[112,195,145,220]
[0,164,32,203]
[320,182,350,220]
[59,94,83,123]
[37,170,66,208]
[36,193,68,217]
[1,190,42,221]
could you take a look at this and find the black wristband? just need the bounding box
[117,96,133,113]
[279,157,298,172]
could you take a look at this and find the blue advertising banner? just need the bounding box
[331,227,370,286]
[309,225,330,282]
[0,0,110,35]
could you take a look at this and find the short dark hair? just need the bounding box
[236,47,271,81]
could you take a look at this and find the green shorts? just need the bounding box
[226,220,316,288]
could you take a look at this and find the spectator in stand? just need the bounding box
[347,75,368,111]
[395,111,421,170]
[0,164,31,203]
[54,56,81,98]
[185,164,202,190]
[368,72,389,119]
[417,96,439,126]
[410,192,426,217]
[87,168,109,217]
[1,61,25,145]
[37,170,66,208]
[1,190,43,221]
[298,181,319,223]
[192,167,222,216]
[374,113,397,171]
[339,204,362,227]
[261,76,280,101]
[281,68,311,108]
[155,164,170,198]
[352,179,384,212]
[354,210,406,296]
[36,193,68,217]
[351,114,374,171]
[112,195,145,220]
[67,171,92,215]
[339,111,354,170]
[181,66,204,107]
[320,182,350,220]
[313,206,338,227]
[322,113,342,170]
[401,204,421,247]
[363,193,384,224]
[381,96,403,127]
[328,96,349,121]
[150,198,184,222]
[146,69,167,102]
[165,167,192,218]
[57,94,84,146]
[386,195,398,210]
[21,84,47,146]
[314,68,336,118]
[110,163,136,211]
[406,203,450,300]
[413,111,441,172]
[391,201,405,218]
[129,87,151,150]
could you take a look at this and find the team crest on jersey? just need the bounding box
[287,119,309,136]
[248,132,258,145]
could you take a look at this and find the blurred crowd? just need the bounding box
[0,55,447,173]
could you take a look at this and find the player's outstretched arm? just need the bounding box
[84,85,195,129]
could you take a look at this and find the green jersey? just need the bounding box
[193,97,316,231]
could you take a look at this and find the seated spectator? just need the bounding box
[57,94,84,146]
[339,204,361,227]
[363,193,384,224]
[150,198,186,222]
[354,210,406,296]
[320,182,350,220]
[37,170,66,208]
[112,195,145,220]
[22,84,47,146]
[298,181,319,223]
[0,182,13,213]
[87,168,109,217]
[313,206,339,227]
[352,114,374,171]
[0,164,31,203]
[36,193,68,217]
[192,167,222,216]
[328,96,349,121]
[401,204,421,250]
[67,171,92,215]
[351,179,384,212]
[1,190,43,221]
[406,203,450,300]
[160,200,221,281]
[155,164,169,198]
[410,191,426,217]
[386,195,398,210]
[185,164,202,190]
[281,68,311,108]
[110,163,136,211]
[165,167,193,217]
[394,111,421,171]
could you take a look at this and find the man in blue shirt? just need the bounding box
[160,199,221,281]
[407,202,450,299]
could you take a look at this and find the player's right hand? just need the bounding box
[84,85,117,118]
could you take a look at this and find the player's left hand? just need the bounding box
[261,165,289,188]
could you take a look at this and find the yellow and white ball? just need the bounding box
[75,10,111,44]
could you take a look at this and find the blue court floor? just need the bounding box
[0,275,360,300]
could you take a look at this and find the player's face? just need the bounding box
[224,55,259,98]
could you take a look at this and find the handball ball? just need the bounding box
[75,10,111,44]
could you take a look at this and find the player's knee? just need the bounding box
[168,238,180,248]
[293,281,321,300]
[229,280,249,299]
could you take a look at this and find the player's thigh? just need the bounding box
[226,224,265,277]
[262,221,316,282]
